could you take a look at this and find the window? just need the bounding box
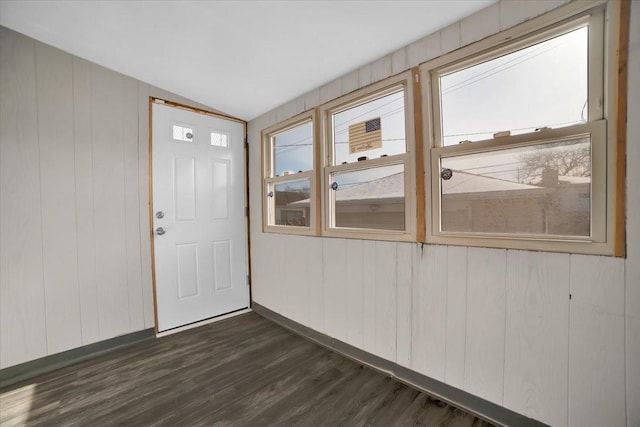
[211,130,229,147]
[259,0,623,254]
[173,124,194,142]
[262,111,317,235]
[321,72,416,240]
[424,4,618,254]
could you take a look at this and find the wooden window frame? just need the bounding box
[420,0,625,256]
[319,72,417,242]
[261,110,319,236]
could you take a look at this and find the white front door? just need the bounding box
[152,101,248,332]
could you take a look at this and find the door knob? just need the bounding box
[156,227,166,236]
[155,211,164,219]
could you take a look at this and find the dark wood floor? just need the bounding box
[0,312,495,426]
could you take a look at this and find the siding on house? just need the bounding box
[247,1,640,426]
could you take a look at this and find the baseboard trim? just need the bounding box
[0,328,155,389]
[252,302,548,427]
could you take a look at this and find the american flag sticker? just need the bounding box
[348,117,382,154]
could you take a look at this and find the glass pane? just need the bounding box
[272,179,311,227]
[331,164,405,231]
[440,136,591,237]
[333,89,406,164]
[211,131,229,147]
[440,26,588,146]
[173,125,194,142]
[273,121,313,176]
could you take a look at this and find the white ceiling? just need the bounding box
[0,0,494,121]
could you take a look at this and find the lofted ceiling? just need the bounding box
[0,0,494,121]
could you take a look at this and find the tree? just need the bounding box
[518,138,590,184]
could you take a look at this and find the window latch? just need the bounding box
[331,182,339,191]
[267,191,274,198]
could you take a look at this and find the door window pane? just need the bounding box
[211,131,229,147]
[440,26,588,146]
[173,125,194,142]
[331,164,405,231]
[440,136,591,236]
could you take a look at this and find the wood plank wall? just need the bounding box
[0,26,218,369]
[248,1,639,426]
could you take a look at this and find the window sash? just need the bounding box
[262,111,318,235]
[430,120,607,242]
[320,72,416,240]
[430,9,604,148]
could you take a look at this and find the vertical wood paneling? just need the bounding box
[374,241,397,362]
[323,238,347,341]
[249,235,266,305]
[303,89,320,111]
[307,237,324,333]
[464,247,506,405]
[411,244,447,381]
[358,65,373,88]
[123,76,144,332]
[91,64,130,339]
[626,5,640,424]
[344,239,364,348]
[460,3,500,47]
[138,82,154,329]
[35,43,82,354]
[407,33,441,68]
[391,48,407,76]
[319,79,342,105]
[286,236,309,327]
[396,242,412,368]
[0,28,48,369]
[362,240,376,353]
[445,245,467,390]
[341,70,360,95]
[72,56,100,344]
[371,55,392,83]
[569,255,625,427]
[440,23,461,55]
[504,250,570,427]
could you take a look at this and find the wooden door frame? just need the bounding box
[148,97,251,333]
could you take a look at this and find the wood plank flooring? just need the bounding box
[0,312,496,426]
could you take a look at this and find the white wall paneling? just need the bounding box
[374,241,397,362]
[91,63,131,339]
[323,238,347,342]
[285,235,310,327]
[504,251,570,427]
[625,4,640,426]
[35,42,83,355]
[0,26,223,368]
[344,239,364,348]
[123,75,145,332]
[569,255,625,427]
[395,242,412,368]
[370,55,392,83]
[464,247,506,406]
[306,237,324,333]
[444,245,467,390]
[0,27,48,369]
[73,56,100,344]
[411,244,447,381]
[362,240,377,354]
